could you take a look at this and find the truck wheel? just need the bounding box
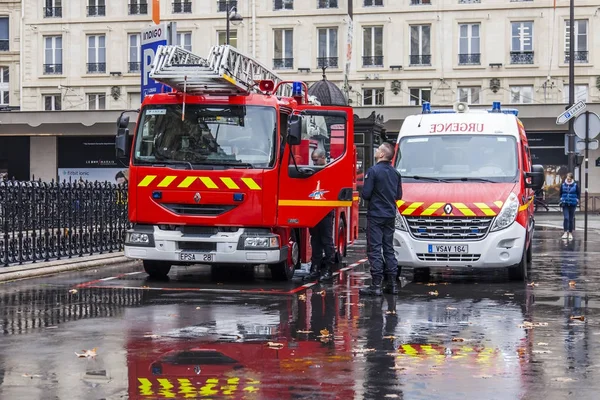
[143,260,172,279]
[526,241,533,263]
[508,249,528,281]
[270,230,299,281]
[335,218,347,263]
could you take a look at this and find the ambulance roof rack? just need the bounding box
[421,101,519,116]
[149,44,295,97]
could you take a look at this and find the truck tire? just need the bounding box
[335,218,347,264]
[508,248,528,281]
[143,260,172,279]
[526,241,533,263]
[270,230,299,281]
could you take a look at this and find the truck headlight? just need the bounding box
[491,193,519,231]
[244,236,279,249]
[125,232,154,246]
[395,212,407,231]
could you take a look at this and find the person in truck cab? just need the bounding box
[304,148,335,283]
[359,142,403,296]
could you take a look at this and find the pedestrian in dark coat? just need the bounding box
[559,172,580,240]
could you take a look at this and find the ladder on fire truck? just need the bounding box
[149,44,295,97]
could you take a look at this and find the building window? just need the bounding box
[173,0,192,13]
[0,67,8,105]
[88,0,106,16]
[364,0,383,6]
[510,21,534,64]
[457,87,480,104]
[318,0,338,8]
[44,94,61,111]
[217,0,236,12]
[410,25,431,65]
[44,36,63,74]
[0,17,8,51]
[363,88,384,106]
[409,88,431,105]
[317,28,338,68]
[410,0,431,4]
[565,20,588,63]
[44,0,62,18]
[458,24,480,65]
[274,0,293,10]
[362,26,383,67]
[128,34,140,73]
[273,29,293,69]
[129,0,148,15]
[177,32,191,51]
[509,85,533,104]
[87,35,106,73]
[217,31,237,48]
[88,93,106,110]
[563,85,588,103]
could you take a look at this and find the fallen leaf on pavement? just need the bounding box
[385,394,401,398]
[425,283,437,287]
[75,348,97,358]
[319,328,330,337]
[267,342,284,349]
[195,307,201,310]
[428,291,439,296]
[357,303,365,307]
[315,290,326,296]
[353,347,376,354]
[390,365,406,371]
[554,377,577,382]
[69,289,78,294]
[22,374,42,378]
[298,294,307,301]
[452,337,465,342]
[538,342,549,346]
[297,330,313,334]
[383,335,396,340]
[385,310,397,315]
[527,282,538,287]
[569,281,576,288]
[504,293,515,296]
[570,315,585,321]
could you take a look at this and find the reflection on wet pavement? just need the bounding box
[0,230,600,399]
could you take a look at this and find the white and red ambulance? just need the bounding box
[392,102,544,281]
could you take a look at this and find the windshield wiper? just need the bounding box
[444,177,497,183]
[207,161,254,169]
[150,160,194,170]
[402,175,450,183]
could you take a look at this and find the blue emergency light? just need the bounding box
[292,82,303,97]
[488,101,519,116]
[233,193,244,202]
[152,191,162,200]
[422,102,431,114]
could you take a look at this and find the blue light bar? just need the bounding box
[491,101,501,112]
[487,101,519,116]
[431,110,456,114]
[292,82,303,96]
[422,102,431,114]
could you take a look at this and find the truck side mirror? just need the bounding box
[287,115,302,146]
[115,114,130,162]
[525,164,544,190]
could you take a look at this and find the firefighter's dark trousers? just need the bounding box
[367,216,398,284]
[310,210,335,269]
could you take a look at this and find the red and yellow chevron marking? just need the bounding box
[138,377,261,397]
[396,200,503,217]
[398,344,500,359]
[137,175,262,191]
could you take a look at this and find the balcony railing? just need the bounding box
[128,62,141,73]
[87,63,106,73]
[274,0,293,10]
[44,7,62,17]
[173,2,192,13]
[510,51,534,64]
[87,6,106,16]
[458,53,480,65]
[218,0,237,12]
[317,57,338,68]
[410,54,431,66]
[273,58,293,69]
[318,0,338,8]
[0,40,8,51]
[564,51,588,63]
[364,0,383,6]
[43,64,63,74]
[362,55,384,67]
[129,3,148,14]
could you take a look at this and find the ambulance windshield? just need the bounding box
[395,135,518,183]
[133,105,277,169]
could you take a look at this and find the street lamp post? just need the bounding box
[224,1,243,46]
[567,0,575,173]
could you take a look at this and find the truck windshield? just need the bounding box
[395,135,518,183]
[133,105,277,168]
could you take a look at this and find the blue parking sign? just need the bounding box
[141,23,168,101]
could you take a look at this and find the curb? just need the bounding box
[0,252,141,283]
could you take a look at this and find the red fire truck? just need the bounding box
[115,45,359,280]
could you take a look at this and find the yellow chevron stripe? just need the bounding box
[278,200,352,207]
[474,202,497,216]
[138,378,153,395]
[453,202,476,217]
[519,197,533,211]
[494,201,503,208]
[138,175,156,187]
[241,178,261,190]
[220,177,240,190]
[422,202,445,216]
[199,177,218,189]
[157,176,176,187]
[178,176,197,188]
[421,345,440,355]
[397,200,405,207]
[157,378,174,390]
[402,202,423,215]
[401,344,418,356]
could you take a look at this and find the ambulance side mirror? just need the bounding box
[287,115,302,146]
[115,114,130,162]
[525,164,544,190]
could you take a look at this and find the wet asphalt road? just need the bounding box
[1,227,600,399]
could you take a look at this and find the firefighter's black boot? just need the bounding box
[303,264,321,281]
[359,277,382,296]
[318,265,333,283]
[384,274,399,295]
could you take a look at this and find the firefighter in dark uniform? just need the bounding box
[359,142,403,296]
[304,148,335,283]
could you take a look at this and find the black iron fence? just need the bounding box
[0,179,131,267]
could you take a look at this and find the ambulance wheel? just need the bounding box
[335,218,347,263]
[143,260,172,279]
[508,249,528,281]
[270,230,300,281]
[526,241,533,263]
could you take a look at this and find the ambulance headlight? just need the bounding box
[395,212,407,231]
[125,232,154,247]
[491,193,519,231]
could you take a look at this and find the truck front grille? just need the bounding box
[178,242,217,251]
[160,203,235,216]
[406,216,494,240]
[416,253,481,262]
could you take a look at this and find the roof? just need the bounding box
[308,79,347,106]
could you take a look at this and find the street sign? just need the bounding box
[573,111,600,140]
[141,22,167,101]
[556,100,586,125]
[576,139,599,151]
